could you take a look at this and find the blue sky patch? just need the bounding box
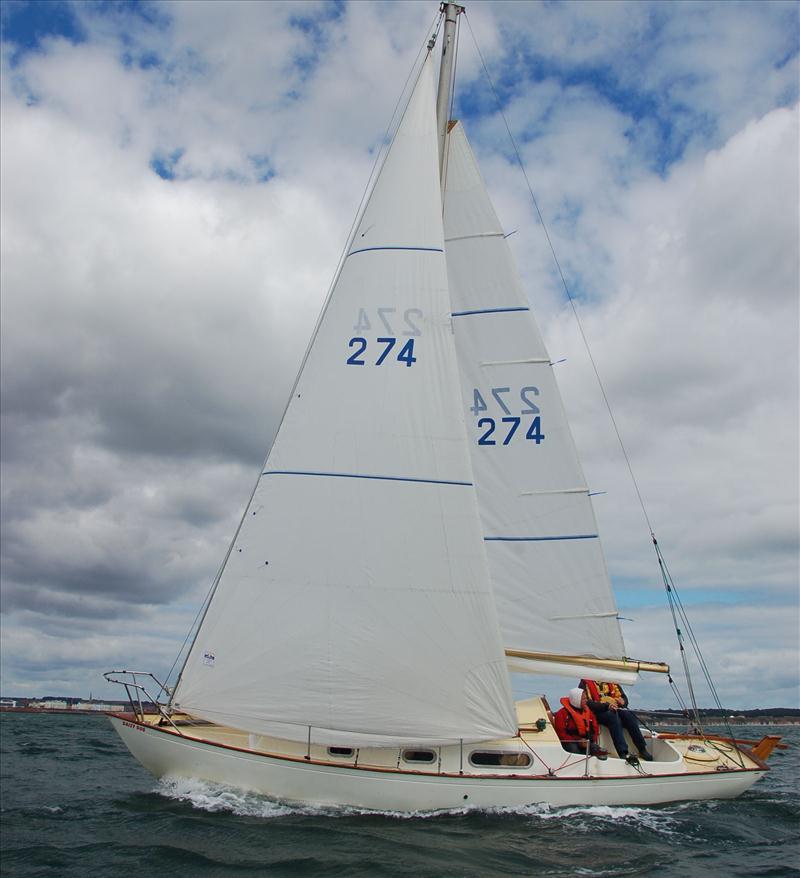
[149,148,184,181]
[89,0,169,30]
[456,50,702,178]
[1,0,86,64]
[288,0,345,81]
[455,8,742,179]
[2,0,170,68]
[248,154,275,183]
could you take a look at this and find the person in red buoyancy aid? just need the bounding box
[553,687,608,759]
[580,679,653,764]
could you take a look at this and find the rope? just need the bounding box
[656,538,746,766]
[667,676,693,723]
[517,732,558,773]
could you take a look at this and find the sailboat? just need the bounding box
[106,4,780,810]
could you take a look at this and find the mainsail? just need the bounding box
[172,58,519,746]
[443,122,632,682]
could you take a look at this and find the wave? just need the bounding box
[155,777,299,818]
[505,802,685,836]
[154,776,688,834]
[16,742,59,756]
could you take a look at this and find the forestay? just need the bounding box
[172,58,518,747]
[443,122,629,678]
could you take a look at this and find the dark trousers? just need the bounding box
[596,709,648,757]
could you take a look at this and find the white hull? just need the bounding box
[110,714,764,811]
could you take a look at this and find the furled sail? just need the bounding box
[443,122,630,680]
[171,58,518,746]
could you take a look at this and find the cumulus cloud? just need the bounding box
[549,104,799,590]
[1,0,797,708]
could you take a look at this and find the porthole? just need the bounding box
[327,746,354,758]
[402,749,436,763]
[469,750,531,768]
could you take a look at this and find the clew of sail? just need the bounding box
[171,58,518,746]
[443,122,632,683]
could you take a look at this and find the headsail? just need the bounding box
[171,58,518,746]
[443,121,631,682]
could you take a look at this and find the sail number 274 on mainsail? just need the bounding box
[346,306,422,367]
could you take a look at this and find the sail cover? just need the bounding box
[172,58,518,746]
[443,122,627,672]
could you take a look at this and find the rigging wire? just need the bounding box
[657,538,746,764]
[463,11,654,538]
[163,586,216,694]
[462,11,739,745]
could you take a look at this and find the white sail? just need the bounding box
[443,122,628,675]
[172,59,518,746]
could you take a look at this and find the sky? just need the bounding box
[1,0,798,711]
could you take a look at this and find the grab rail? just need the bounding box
[103,670,184,735]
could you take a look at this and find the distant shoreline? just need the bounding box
[0,707,118,715]
[2,706,798,726]
[646,719,800,727]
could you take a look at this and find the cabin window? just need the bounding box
[402,749,436,763]
[327,746,354,758]
[469,751,531,768]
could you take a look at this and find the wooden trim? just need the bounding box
[505,649,670,674]
[110,714,765,782]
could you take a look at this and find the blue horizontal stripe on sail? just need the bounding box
[348,246,444,256]
[263,470,471,487]
[451,307,530,317]
[484,534,599,542]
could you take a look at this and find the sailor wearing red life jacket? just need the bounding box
[553,687,607,759]
[580,679,653,763]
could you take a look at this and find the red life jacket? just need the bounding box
[583,679,625,704]
[556,696,597,740]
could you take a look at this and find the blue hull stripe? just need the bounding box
[348,246,443,257]
[451,306,530,317]
[263,470,472,487]
[484,534,599,542]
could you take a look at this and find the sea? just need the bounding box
[1,712,797,878]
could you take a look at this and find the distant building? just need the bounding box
[75,701,120,711]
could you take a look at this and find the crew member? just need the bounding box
[553,687,607,759]
[580,679,653,763]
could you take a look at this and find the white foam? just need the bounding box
[155,777,480,820]
[154,777,685,829]
[505,802,683,835]
[156,776,298,818]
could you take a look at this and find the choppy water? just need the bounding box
[1,712,798,877]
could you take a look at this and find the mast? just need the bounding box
[435,2,464,178]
